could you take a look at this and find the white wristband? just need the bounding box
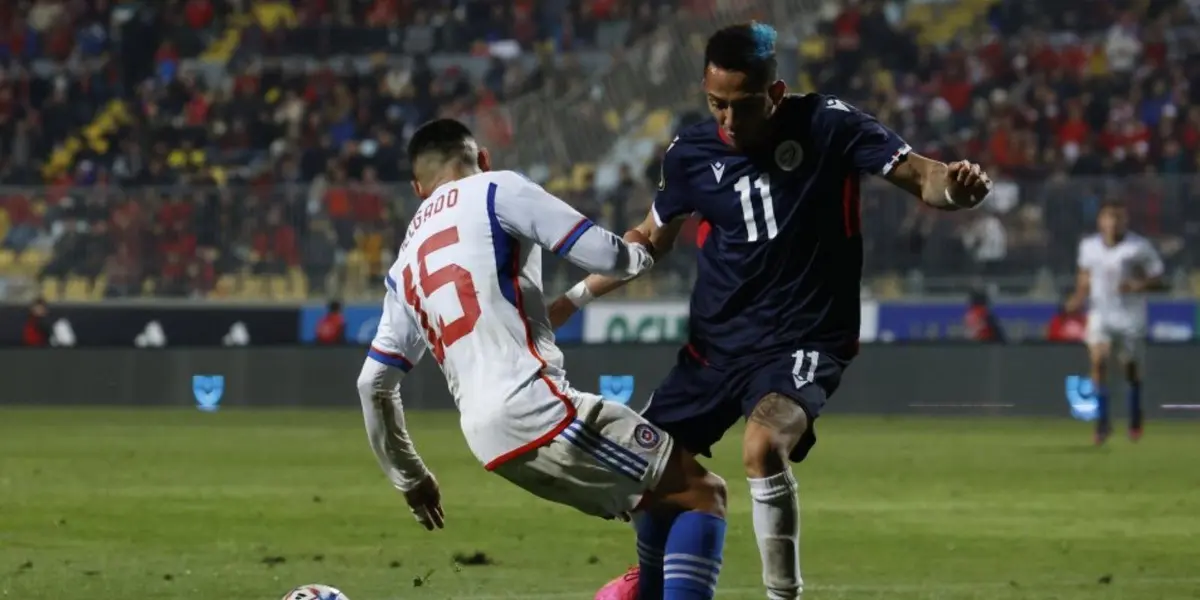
[564,280,594,308]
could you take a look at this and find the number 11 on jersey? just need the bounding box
[734,174,779,242]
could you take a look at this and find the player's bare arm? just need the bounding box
[357,359,445,530]
[885,153,993,211]
[547,210,687,328]
[1066,269,1091,314]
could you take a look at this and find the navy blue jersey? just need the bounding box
[653,94,911,363]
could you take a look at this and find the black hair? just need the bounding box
[703,22,779,89]
[1099,198,1127,212]
[406,118,476,165]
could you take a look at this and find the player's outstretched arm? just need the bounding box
[357,288,444,530]
[491,170,655,279]
[1066,268,1091,314]
[548,210,687,328]
[885,153,993,211]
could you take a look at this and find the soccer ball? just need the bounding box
[281,584,349,600]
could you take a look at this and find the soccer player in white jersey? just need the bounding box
[355,119,730,600]
[1066,200,1165,444]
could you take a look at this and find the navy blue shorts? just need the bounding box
[642,345,849,463]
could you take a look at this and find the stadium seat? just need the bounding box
[64,276,91,301]
[0,249,15,273]
[141,278,156,296]
[268,275,291,299]
[89,276,107,300]
[18,249,48,277]
[213,274,238,298]
[41,277,61,301]
[1189,271,1200,296]
[240,275,268,300]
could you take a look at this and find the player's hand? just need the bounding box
[1118,280,1143,294]
[547,295,578,328]
[945,161,992,209]
[403,473,445,531]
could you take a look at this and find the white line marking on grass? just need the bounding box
[446,576,1200,599]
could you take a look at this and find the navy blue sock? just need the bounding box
[634,512,673,598]
[1096,384,1110,431]
[663,511,726,600]
[1128,382,1143,429]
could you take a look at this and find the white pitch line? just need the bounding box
[434,575,1200,599]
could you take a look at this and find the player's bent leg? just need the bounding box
[637,443,728,600]
[743,393,808,600]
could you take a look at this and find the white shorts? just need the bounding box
[1085,313,1145,362]
[491,392,674,520]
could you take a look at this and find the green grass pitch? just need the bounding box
[2,409,1199,599]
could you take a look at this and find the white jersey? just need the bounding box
[370,170,652,470]
[1077,232,1163,329]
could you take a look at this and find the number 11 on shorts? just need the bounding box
[791,350,819,389]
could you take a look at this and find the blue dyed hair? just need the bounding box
[749,22,778,60]
[704,22,779,88]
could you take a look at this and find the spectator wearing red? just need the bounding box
[315,300,346,345]
[22,297,51,347]
[964,290,1006,343]
[1047,302,1087,343]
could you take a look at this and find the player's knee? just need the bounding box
[742,428,790,478]
[690,471,728,519]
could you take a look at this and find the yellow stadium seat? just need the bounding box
[268,275,290,299]
[41,277,61,301]
[18,249,48,276]
[1189,271,1200,296]
[64,276,90,301]
[141,278,157,296]
[241,275,268,300]
[214,274,237,297]
[639,109,673,141]
[0,249,15,273]
[90,276,107,299]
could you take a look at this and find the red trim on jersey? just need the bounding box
[695,218,712,248]
[684,342,709,366]
[483,241,577,471]
[551,218,590,253]
[716,124,734,147]
[842,175,861,237]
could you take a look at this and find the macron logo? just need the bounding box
[710,162,725,183]
[826,98,850,112]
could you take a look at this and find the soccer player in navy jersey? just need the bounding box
[552,22,994,600]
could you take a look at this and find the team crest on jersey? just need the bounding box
[633,424,661,450]
[774,140,804,171]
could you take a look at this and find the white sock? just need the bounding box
[748,469,803,599]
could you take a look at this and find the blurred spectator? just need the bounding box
[315,300,345,345]
[1047,299,1088,343]
[964,290,1006,343]
[21,296,50,347]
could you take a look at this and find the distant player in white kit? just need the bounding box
[1066,200,1165,445]
[355,119,730,600]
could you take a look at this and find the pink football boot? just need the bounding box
[595,565,640,600]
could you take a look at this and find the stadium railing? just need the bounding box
[1,174,1196,303]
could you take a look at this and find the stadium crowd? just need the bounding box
[1,0,1200,300]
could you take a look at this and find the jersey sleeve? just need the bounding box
[651,137,692,227]
[1137,239,1165,278]
[367,276,428,373]
[824,97,912,176]
[1076,239,1094,271]
[489,171,653,279]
